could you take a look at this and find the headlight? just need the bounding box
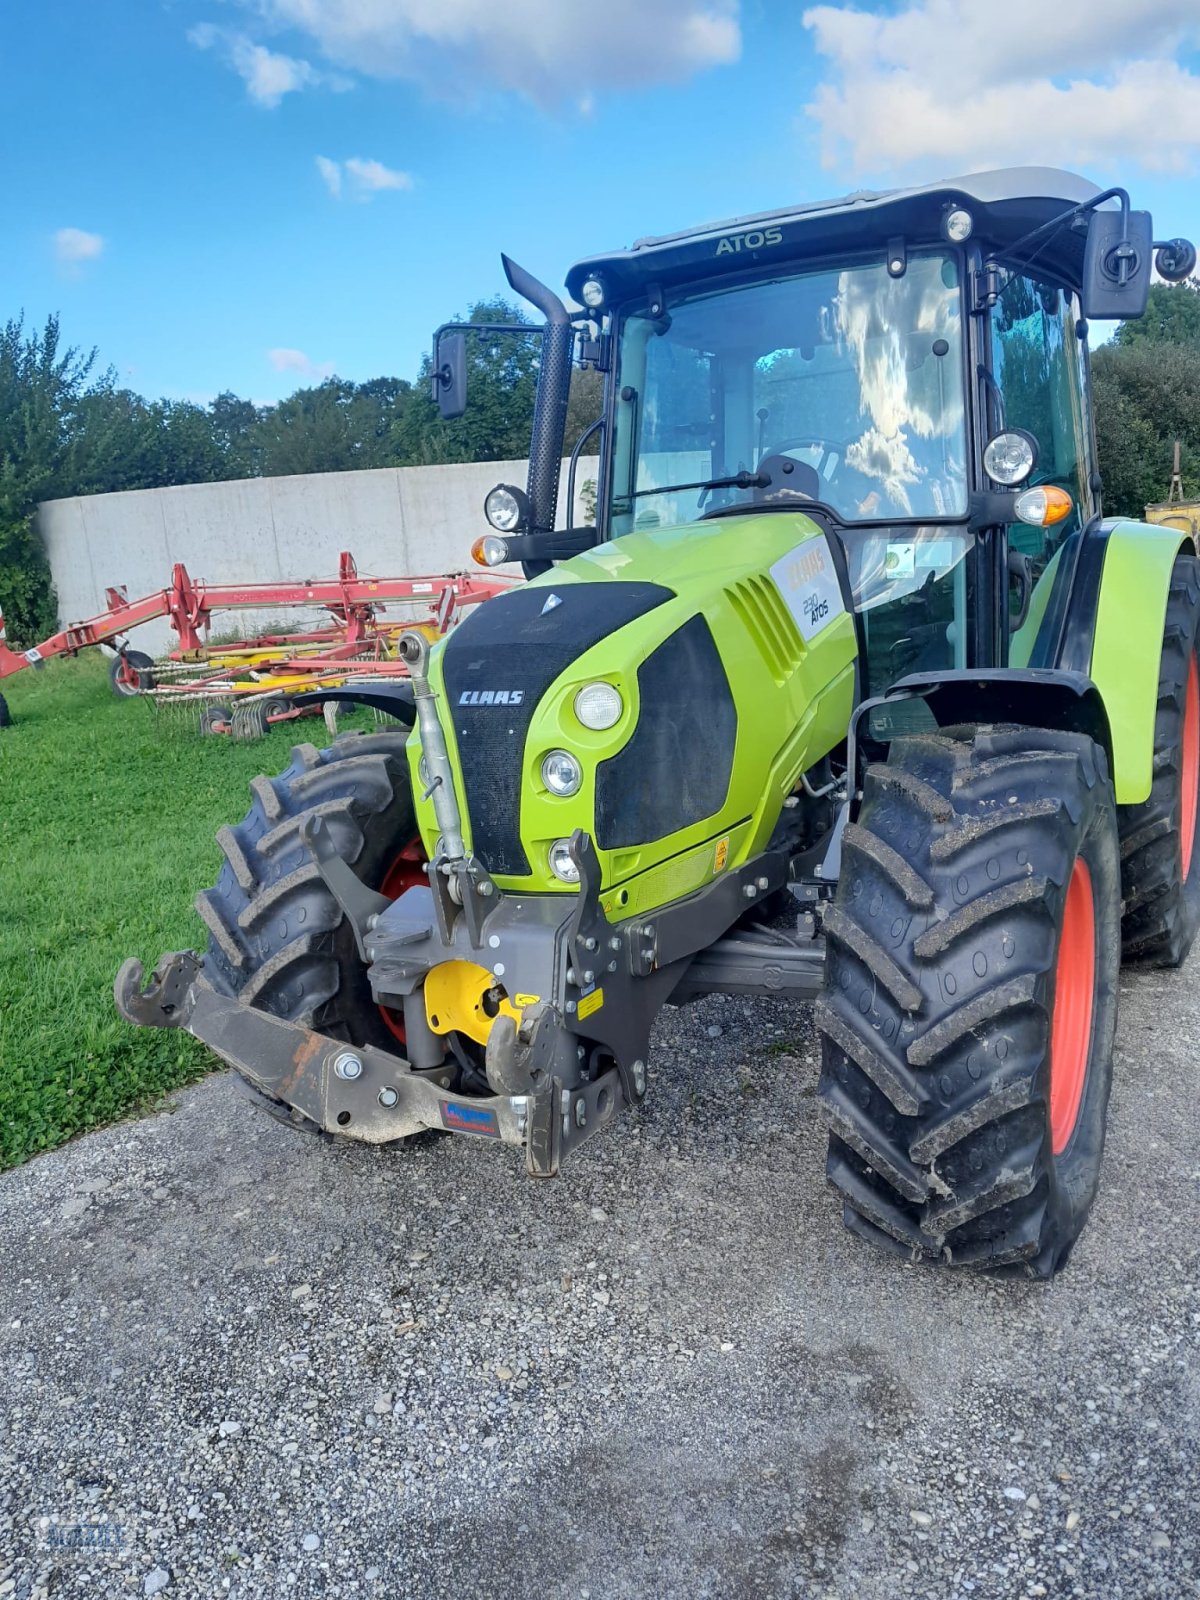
[548,839,581,883]
[541,749,583,797]
[580,275,606,310]
[941,206,973,243]
[484,483,529,532]
[574,681,623,730]
[983,429,1039,486]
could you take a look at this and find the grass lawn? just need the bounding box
[0,655,372,1169]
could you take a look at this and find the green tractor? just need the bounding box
[118,169,1199,1277]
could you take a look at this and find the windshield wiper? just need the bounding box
[631,469,769,500]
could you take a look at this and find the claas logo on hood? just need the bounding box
[458,690,525,707]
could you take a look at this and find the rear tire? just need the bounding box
[0,692,11,729]
[1117,554,1200,967]
[816,724,1120,1278]
[197,731,419,1088]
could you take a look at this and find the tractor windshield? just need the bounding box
[608,252,968,535]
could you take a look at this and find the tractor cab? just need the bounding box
[450,168,1193,704]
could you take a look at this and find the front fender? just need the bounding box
[1086,520,1193,804]
[1021,518,1195,806]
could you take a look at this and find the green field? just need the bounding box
[0,657,369,1168]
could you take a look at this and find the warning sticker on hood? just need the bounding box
[769,535,847,642]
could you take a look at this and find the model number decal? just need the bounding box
[716,227,783,256]
[769,536,846,643]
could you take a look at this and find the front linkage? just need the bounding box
[115,822,797,1175]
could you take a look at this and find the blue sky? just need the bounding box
[4,1,1199,405]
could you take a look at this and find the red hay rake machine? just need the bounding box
[0,552,517,735]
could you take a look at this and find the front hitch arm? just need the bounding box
[113,950,622,1173]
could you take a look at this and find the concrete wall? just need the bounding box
[37,460,592,654]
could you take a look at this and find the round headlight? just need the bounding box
[471,533,510,567]
[541,749,583,797]
[580,275,606,310]
[942,206,973,243]
[574,682,623,730]
[484,483,527,532]
[983,429,1039,487]
[548,839,581,884]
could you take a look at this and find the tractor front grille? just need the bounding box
[440,581,672,876]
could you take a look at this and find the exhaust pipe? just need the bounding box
[502,254,573,540]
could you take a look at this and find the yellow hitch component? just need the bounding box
[423,961,523,1045]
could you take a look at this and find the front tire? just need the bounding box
[196,730,419,1060]
[816,724,1120,1278]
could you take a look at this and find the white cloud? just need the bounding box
[267,347,336,379]
[315,154,343,197]
[802,0,1200,178]
[54,228,104,272]
[189,22,345,106]
[317,155,413,200]
[344,156,412,192]
[230,36,319,105]
[244,0,740,103]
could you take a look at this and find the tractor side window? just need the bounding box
[990,274,1092,575]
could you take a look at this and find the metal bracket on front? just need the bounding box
[114,952,201,1029]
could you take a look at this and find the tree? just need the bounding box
[1092,279,1200,516]
[0,314,100,641]
[390,298,540,466]
[208,391,265,479]
[1115,277,1200,350]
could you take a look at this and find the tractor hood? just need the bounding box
[409,514,859,918]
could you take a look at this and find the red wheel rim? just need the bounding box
[1049,858,1096,1156]
[1181,655,1199,882]
[377,837,428,1045]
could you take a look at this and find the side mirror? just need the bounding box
[1081,208,1153,319]
[432,330,467,419]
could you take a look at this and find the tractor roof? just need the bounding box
[565,167,1102,305]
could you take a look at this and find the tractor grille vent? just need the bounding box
[725,576,803,685]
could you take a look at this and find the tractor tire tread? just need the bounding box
[199,731,416,1048]
[816,721,1120,1278]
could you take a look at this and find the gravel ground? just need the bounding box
[1,964,1197,1600]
